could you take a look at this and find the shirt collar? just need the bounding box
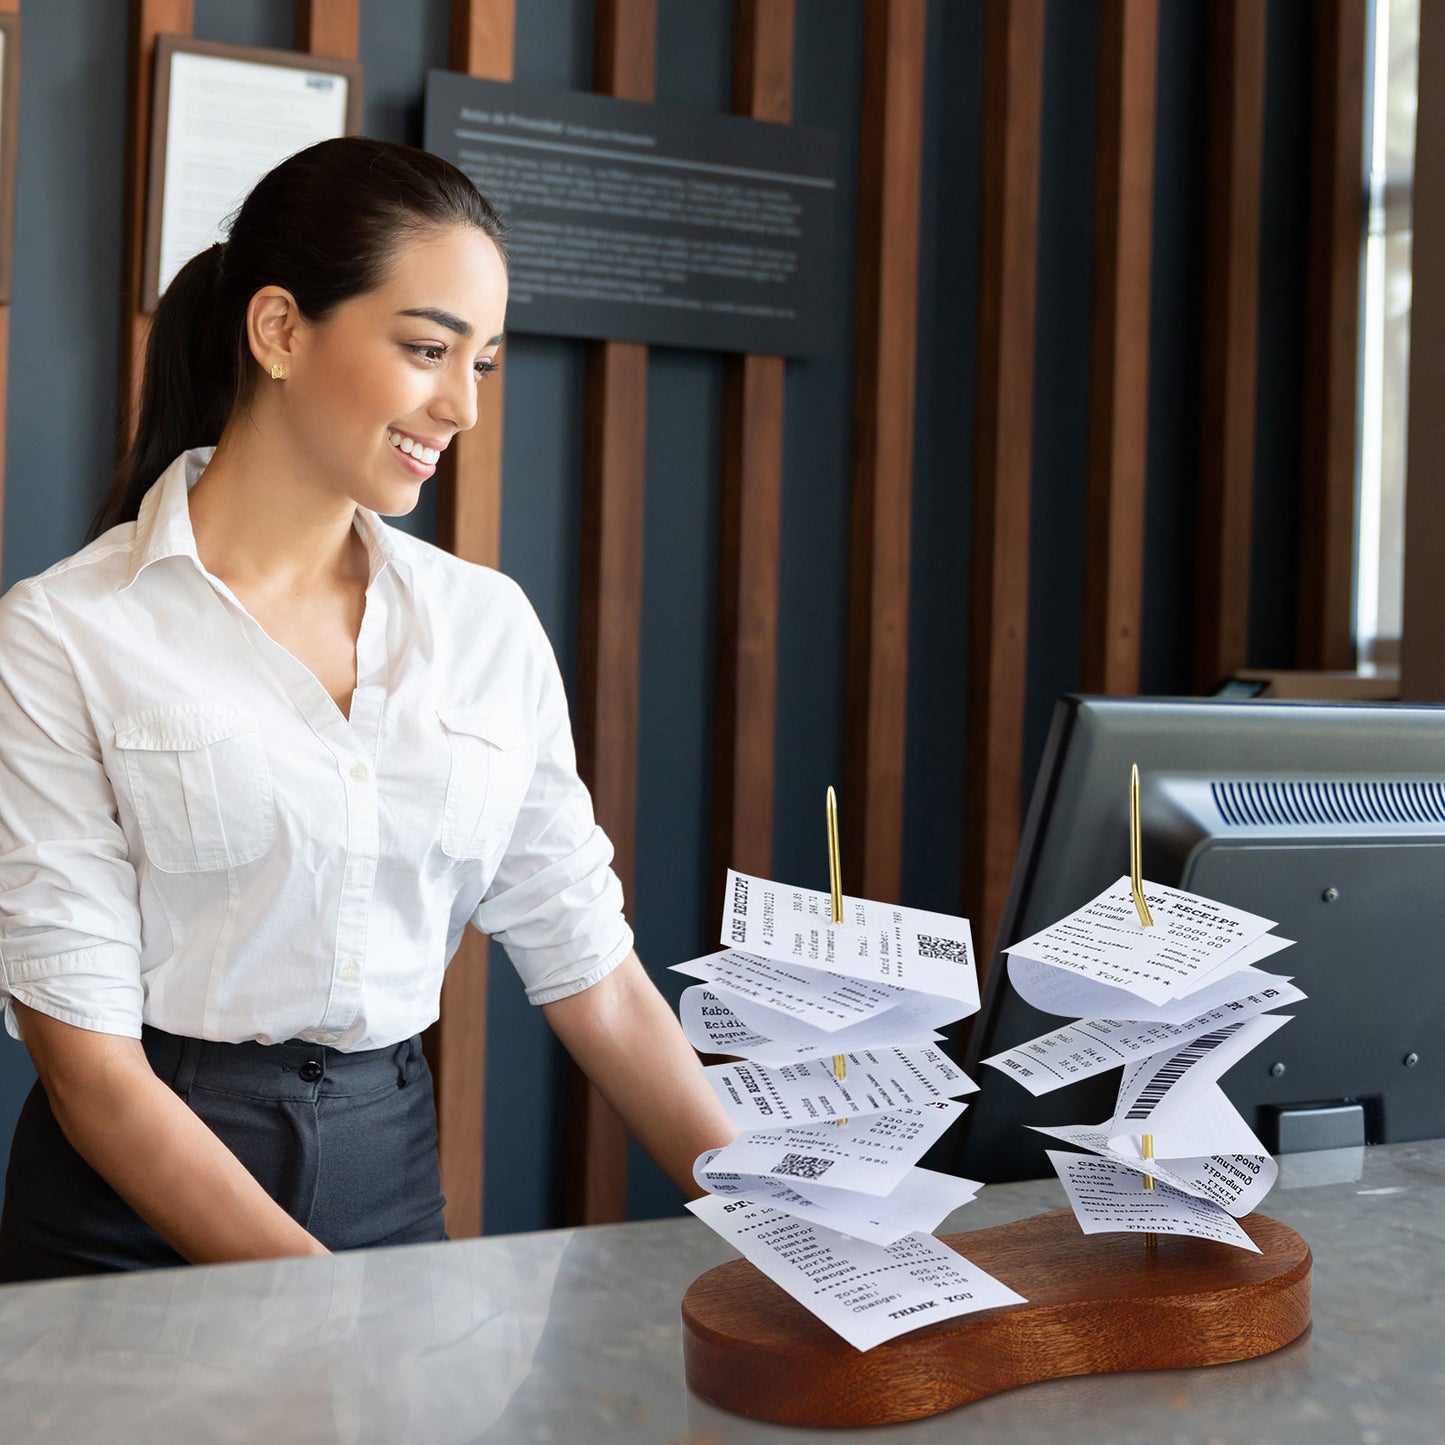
[121,447,211,589]
[122,447,416,592]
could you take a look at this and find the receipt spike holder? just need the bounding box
[682,765,1313,1426]
[827,787,847,1124]
[1130,765,1158,1246]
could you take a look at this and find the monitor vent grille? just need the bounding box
[1212,780,1445,828]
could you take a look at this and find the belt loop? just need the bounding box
[173,1036,202,1101]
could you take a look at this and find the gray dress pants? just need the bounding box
[0,1026,447,1282]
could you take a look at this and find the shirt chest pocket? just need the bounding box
[438,705,534,863]
[113,707,277,874]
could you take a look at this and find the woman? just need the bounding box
[0,137,733,1280]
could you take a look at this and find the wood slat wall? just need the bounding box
[412,0,519,1244]
[709,0,792,914]
[1297,0,1365,671]
[121,0,194,449]
[566,0,657,1228]
[1081,0,1157,697]
[295,0,359,59]
[0,2,14,586]
[843,0,927,902]
[1193,1,1266,695]
[963,0,1045,978]
[439,0,512,573]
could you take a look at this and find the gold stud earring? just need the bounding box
[270,362,286,380]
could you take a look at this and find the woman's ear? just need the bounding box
[245,286,303,381]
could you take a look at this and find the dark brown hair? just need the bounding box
[92,137,506,538]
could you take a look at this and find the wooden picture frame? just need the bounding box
[0,12,22,305]
[142,35,363,312]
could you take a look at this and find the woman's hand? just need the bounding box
[14,1001,329,1264]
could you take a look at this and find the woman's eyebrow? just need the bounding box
[396,306,473,338]
[395,308,506,348]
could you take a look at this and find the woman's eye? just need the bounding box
[405,343,447,364]
[475,358,498,380]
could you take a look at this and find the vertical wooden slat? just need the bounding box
[567,0,657,1228]
[412,0,516,1245]
[295,0,359,60]
[1297,0,1366,672]
[843,0,927,902]
[709,0,792,912]
[1080,0,1157,697]
[1402,0,1445,700]
[1193,2,1267,694]
[121,0,195,451]
[0,0,14,585]
[439,0,513,573]
[963,0,1044,979]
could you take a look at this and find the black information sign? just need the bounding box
[424,72,837,358]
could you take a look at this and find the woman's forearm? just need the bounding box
[542,953,736,1196]
[16,1001,328,1264]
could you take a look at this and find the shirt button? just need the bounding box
[299,1060,323,1083]
[350,762,370,782]
[340,962,360,982]
[314,1032,337,1044]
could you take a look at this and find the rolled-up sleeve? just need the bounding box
[471,600,633,1005]
[0,582,144,1039]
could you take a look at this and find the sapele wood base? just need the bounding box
[681,1207,1312,1427]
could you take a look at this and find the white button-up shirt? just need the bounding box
[0,449,632,1049]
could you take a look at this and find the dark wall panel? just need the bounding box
[771,0,864,897]
[1251,0,1312,669]
[903,0,983,917]
[1141,0,1206,698]
[1024,0,1098,782]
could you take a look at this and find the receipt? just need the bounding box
[1108,1014,1291,1144]
[1005,877,1278,1006]
[672,949,908,1033]
[704,1045,977,1128]
[699,1101,965,1198]
[1031,1117,1277,1216]
[1046,1151,1260,1252]
[687,1193,1025,1351]
[694,1152,981,1246]
[721,870,980,1007]
[984,979,1305,1096]
[679,985,947,1064]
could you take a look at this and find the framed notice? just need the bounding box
[0,12,22,305]
[424,73,837,358]
[143,36,363,311]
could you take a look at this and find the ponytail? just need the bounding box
[89,138,506,540]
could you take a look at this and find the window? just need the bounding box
[1357,0,1418,672]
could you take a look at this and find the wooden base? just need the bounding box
[682,1208,1312,1427]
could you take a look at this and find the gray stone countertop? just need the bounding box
[0,1138,1440,1444]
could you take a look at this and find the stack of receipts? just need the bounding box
[984,876,1304,1252]
[679,871,1026,1350]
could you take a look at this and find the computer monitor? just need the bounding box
[953,695,1445,1183]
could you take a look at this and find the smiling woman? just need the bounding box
[0,138,734,1281]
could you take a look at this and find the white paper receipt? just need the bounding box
[693,1151,981,1247]
[687,1193,1025,1351]
[699,1101,965,1197]
[722,870,980,1008]
[1006,877,1277,1005]
[678,986,944,1066]
[672,949,907,1033]
[1046,1151,1260,1252]
[704,1045,977,1128]
[983,979,1305,1096]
